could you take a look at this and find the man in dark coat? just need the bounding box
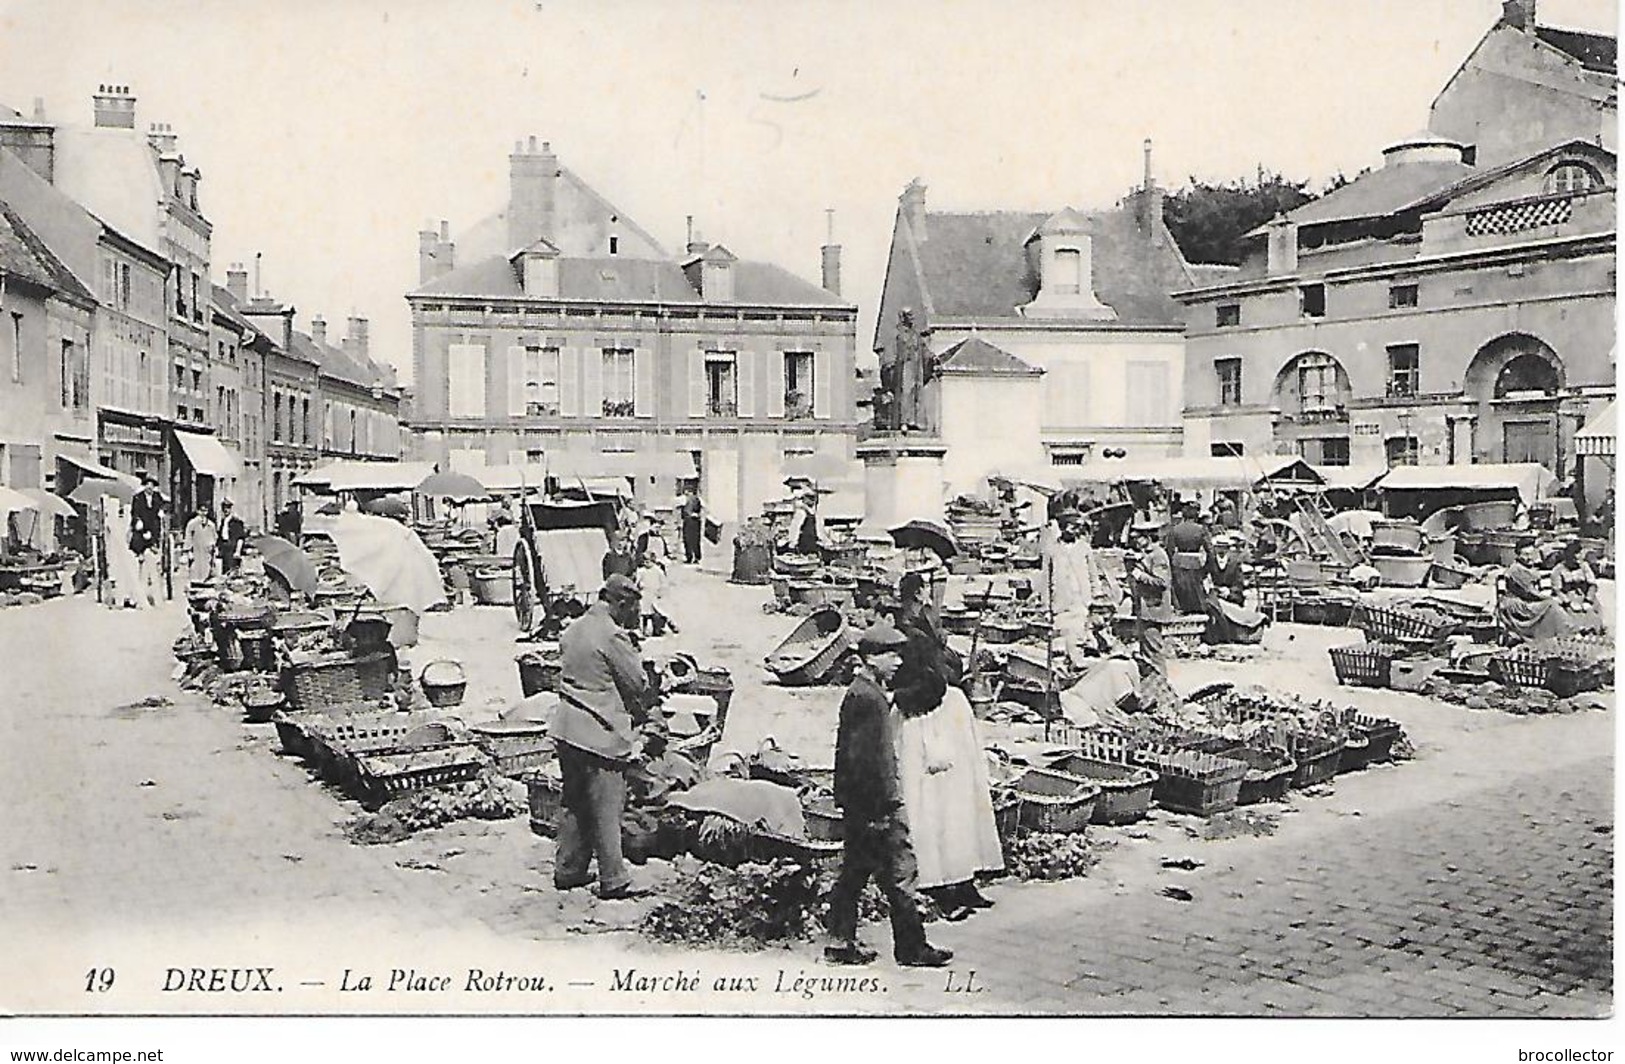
[217,500,248,574]
[550,575,657,899]
[680,485,703,564]
[825,619,953,968]
[601,531,637,581]
[128,475,165,606]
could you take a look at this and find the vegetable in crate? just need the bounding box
[641,858,823,949]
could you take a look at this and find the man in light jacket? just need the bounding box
[550,574,657,899]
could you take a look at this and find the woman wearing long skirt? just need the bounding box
[185,508,217,583]
[892,574,1003,919]
[102,498,143,609]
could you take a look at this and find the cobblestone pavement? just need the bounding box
[919,753,1613,1017]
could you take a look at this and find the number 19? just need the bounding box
[85,967,115,992]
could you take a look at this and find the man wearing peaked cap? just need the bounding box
[549,570,655,900]
[825,617,953,969]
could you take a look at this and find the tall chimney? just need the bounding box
[147,121,177,154]
[226,262,248,304]
[418,220,455,284]
[507,136,558,252]
[1140,138,1164,237]
[820,208,841,296]
[310,315,327,348]
[1501,0,1536,30]
[345,316,370,362]
[31,97,45,121]
[92,84,136,129]
[900,179,927,241]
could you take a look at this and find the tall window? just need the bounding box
[1052,248,1082,295]
[273,393,283,442]
[1387,344,1420,398]
[525,346,561,416]
[60,340,72,407]
[1298,354,1338,412]
[118,263,131,310]
[190,273,202,322]
[302,398,311,445]
[1299,283,1326,319]
[705,352,737,417]
[784,351,815,419]
[9,313,21,383]
[447,343,487,418]
[1386,436,1419,466]
[1215,357,1242,406]
[601,348,635,417]
[1216,304,1241,328]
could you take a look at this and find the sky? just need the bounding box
[0,0,1615,379]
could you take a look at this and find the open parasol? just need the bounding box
[888,518,959,561]
[361,495,412,520]
[68,479,135,506]
[325,512,446,614]
[0,485,40,518]
[417,471,489,502]
[251,534,319,595]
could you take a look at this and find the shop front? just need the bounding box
[171,428,241,520]
[97,409,171,492]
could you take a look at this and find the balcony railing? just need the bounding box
[707,399,738,418]
[784,391,813,420]
[601,398,636,418]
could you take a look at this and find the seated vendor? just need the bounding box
[1497,545,1587,643]
[1552,541,1603,628]
[1204,532,1267,645]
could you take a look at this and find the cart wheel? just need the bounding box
[513,541,538,632]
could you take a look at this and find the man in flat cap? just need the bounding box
[825,619,953,968]
[550,574,657,899]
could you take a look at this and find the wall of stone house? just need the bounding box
[1430,27,1617,167]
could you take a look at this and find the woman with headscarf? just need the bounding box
[891,572,1003,920]
[1552,540,1602,629]
[1497,545,1582,643]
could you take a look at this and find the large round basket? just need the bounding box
[419,659,468,708]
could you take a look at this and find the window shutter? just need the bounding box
[737,350,755,418]
[582,348,603,418]
[766,350,785,417]
[508,345,528,416]
[559,347,580,417]
[473,344,489,417]
[633,346,654,417]
[813,348,832,419]
[689,346,707,418]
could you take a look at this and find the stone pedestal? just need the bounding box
[856,435,948,535]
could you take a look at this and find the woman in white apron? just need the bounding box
[892,573,1003,918]
[102,497,142,608]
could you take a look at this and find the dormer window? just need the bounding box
[1545,162,1600,195]
[1052,248,1082,295]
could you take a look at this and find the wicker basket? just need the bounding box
[1328,642,1405,688]
[242,688,286,724]
[802,798,844,842]
[1044,754,1159,825]
[470,568,515,606]
[515,650,562,697]
[419,659,468,708]
[469,721,554,777]
[305,711,446,783]
[1352,603,1457,644]
[218,601,274,628]
[1012,768,1100,834]
[353,744,487,809]
[525,774,564,837]
[282,650,396,712]
[1132,747,1248,817]
[1286,734,1345,789]
[1349,715,1403,767]
[271,610,331,638]
[979,618,1026,645]
[1370,554,1433,588]
[1428,562,1472,590]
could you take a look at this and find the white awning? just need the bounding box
[1060,455,1323,489]
[326,461,437,493]
[56,451,139,487]
[174,430,240,478]
[1311,464,1388,491]
[1378,462,1557,506]
[1575,400,1615,458]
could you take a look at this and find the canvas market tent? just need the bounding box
[1575,400,1615,459]
[1376,463,1557,509]
[1059,455,1323,490]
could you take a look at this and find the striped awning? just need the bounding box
[1575,400,1615,458]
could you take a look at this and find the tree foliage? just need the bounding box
[1161,170,1316,265]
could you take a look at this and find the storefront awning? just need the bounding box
[1575,400,1615,458]
[56,451,139,487]
[1377,463,1557,506]
[174,430,240,478]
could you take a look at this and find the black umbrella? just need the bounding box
[888,519,958,560]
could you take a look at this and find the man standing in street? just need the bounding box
[825,619,953,969]
[129,475,165,607]
[1043,506,1101,667]
[680,483,704,564]
[550,574,657,899]
[217,500,247,575]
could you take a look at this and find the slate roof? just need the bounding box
[909,204,1207,325]
[1261,157,1477,233]
[1536,25,1617,73]
[936,335,1042,375]
[411,253,850,308]
[0,203,95,305]
[209,283,256,334]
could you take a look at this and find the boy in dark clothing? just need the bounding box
[825,619,953,969]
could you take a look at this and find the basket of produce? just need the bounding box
[1347,714,1403,768]
[271,709,321,759]
[1175,736,1296,805]
[821,541,869,571]
[236,629,276,673]
[283,648,397,712]
[1284,733,1345,789]
[1328,642,1405,688]
[1012,768,1100,835]
[801,797,844,843]
[525,773,564,836]
[1370,554,1433,588]
[218,600,274,628]
[469,720,553,777]
[353,744,487,810]
[940,605,979,636]
[1351,602,1458,644]
[979,617,1026,645]
[242,687,286,724]
[1043,754,1158,825]
[1131,747,1248,817]
[469,568,515,606]
[306,712,450,783]
[271,609,331,638]
[311,585,366,611]
[419,659,468,708]
[1336,733,1370,774]
[1289,593,1356,628]
[515,648,562,697]
[773,554,820,578]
